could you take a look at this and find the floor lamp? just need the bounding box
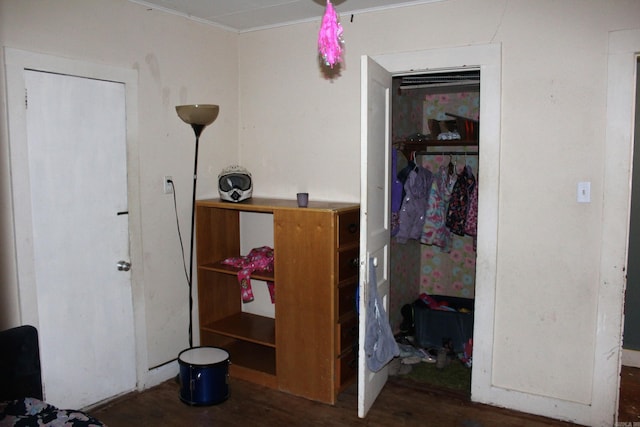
[176,104,220,348]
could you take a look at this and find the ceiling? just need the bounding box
[128,0,439,33]
[129,0,475,90]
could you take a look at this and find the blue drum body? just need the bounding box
[178,346,229,406]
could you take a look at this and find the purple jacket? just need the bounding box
[395,165,432,243]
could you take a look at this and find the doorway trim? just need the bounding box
[3,48,148,391]
[601,28,640,424]
[371,41,501,404]
[371,32,638,424]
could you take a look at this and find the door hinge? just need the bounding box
[25,88,28,109]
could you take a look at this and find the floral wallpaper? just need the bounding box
[388,84,480,330]
[389,239,421,332]
[391,80,480,140]
[423,93,480,123]
[418,154,478,300]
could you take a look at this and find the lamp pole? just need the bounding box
[187,127,201,349]
[176,105,219,349]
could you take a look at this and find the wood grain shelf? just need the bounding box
[200,260,275,282]
[203,312,275,348]
[225,340,276,377]
[196,198,360,405]
[197,333,277,388]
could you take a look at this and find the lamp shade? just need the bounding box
[176,104,219,126]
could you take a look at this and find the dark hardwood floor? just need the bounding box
[88,372,598,427]
[619,365,640,423]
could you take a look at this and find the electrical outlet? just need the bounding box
[163,176,173,194]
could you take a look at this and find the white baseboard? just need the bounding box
[83,360,179,411]
[144,359,179,389]
[622,349,640,368]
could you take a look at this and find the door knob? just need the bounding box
[117,260,131,272]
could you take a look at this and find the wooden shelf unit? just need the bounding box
[195,197,360,404]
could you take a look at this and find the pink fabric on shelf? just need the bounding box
[222,246,274,303]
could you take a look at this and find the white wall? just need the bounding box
[2,0,640,424]
[237,1,640,425]
[0,0,239,376]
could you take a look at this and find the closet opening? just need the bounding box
[388,69,480,396]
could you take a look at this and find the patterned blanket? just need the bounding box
[0,397,105,426]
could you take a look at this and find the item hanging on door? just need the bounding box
[318,0,344,68]
[222,246,274,303]
[364,257,400,372]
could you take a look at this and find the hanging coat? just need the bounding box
[465,174,478,237]
[395,165,433,243]
[446,165,475,236]
[421,166,456,252]
[465,173,479,251]
[391,149,404,237]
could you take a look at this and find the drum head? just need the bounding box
[179,346,229,366]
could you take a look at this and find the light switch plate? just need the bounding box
[577,181,591,203]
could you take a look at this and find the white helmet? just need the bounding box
[218,165,252,202]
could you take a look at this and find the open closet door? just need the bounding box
[358,55,392,418]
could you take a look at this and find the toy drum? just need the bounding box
[178,346,230,406]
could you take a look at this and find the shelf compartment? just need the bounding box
[200,260,275,282]
[336,346,357,393]
[227,339,276,378]
[203,312,275,348]
[199,331,277,389]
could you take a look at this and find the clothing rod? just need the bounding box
[417,151,479,156]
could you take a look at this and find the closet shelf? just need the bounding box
[393,139,479,159]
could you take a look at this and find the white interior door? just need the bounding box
[358,55,392,418]
[23,69,136,409]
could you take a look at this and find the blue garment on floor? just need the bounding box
[364,258,400,372]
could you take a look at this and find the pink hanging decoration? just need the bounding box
[318,0,344,68]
